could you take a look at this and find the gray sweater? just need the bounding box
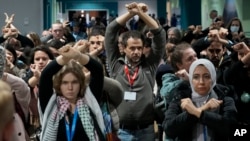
[105,20,166,125]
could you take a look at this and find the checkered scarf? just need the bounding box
[59,96,96,140]
[39,87,105,141]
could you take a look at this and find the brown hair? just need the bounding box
[27,32,42,47]
[170,42,193,72]
[53,60,86,98]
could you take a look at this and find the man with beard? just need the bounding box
[105,2,166,141]
[206,41,226,67]
[192,28,233,85]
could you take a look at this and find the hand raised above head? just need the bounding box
[125,2,140,14]
[126,2,148,14]
[58,45,81,60]
[233,42,250,53]
[4,13,15,27]
[137,3,148,13]
[73,40,89,53]
[208,29,219,41]
[125,2,137,9]
[218,27,228,38]
[209,29,219,36]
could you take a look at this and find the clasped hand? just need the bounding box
[208,28,228,41]
[233,42,250,53]
[58,44,82,60]
[73,40,90,53]
[175,69,189,81]
[125,2,148,14]
[2,28,18,39]
[181,98,222,118]
[4,13,15,27]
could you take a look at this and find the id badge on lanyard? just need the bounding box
[65,108,78,141]
[124,65,139,101]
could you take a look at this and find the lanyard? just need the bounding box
[203,125,207,141]
[65,108,78,141]
[124,65,139,88]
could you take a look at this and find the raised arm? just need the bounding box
[16,34,34,47]
[39,49,70,113]
[82,56,104,102]
[39,58,65,113]
[103,77,123,107]
[105,8,135,69]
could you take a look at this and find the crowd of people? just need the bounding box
[0,2,249,141]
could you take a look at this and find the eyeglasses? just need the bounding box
[208,49,222,54]
[90,41,102,45]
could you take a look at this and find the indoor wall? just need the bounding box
[201,0,250,36]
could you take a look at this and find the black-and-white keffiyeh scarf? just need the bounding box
[39,87,105,141]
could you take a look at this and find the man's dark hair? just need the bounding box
[211,10,218,13]
[122,30,145,47]
[46,39,64,50]
[89,25,105,37]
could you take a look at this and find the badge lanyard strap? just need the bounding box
[65,108,78,141]
[124,65,139,89]
[203,125,207,141]
[203,95,209,141]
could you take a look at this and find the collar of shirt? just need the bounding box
[124,56,141,69]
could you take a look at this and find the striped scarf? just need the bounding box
[39,87,105,141]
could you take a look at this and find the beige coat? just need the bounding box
[5,73,31,141]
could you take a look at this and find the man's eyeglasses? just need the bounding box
[90,41,102,45]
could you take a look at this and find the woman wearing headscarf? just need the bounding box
[162,59,237,141]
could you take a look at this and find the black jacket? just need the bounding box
[162,81,237,141]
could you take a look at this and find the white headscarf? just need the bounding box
[189,59,217,141]
[189,59,217,99]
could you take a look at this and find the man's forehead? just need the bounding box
[209,42,223,48]
[52,23,63,29]
[127,37,142,41]
[89,35,104,41]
